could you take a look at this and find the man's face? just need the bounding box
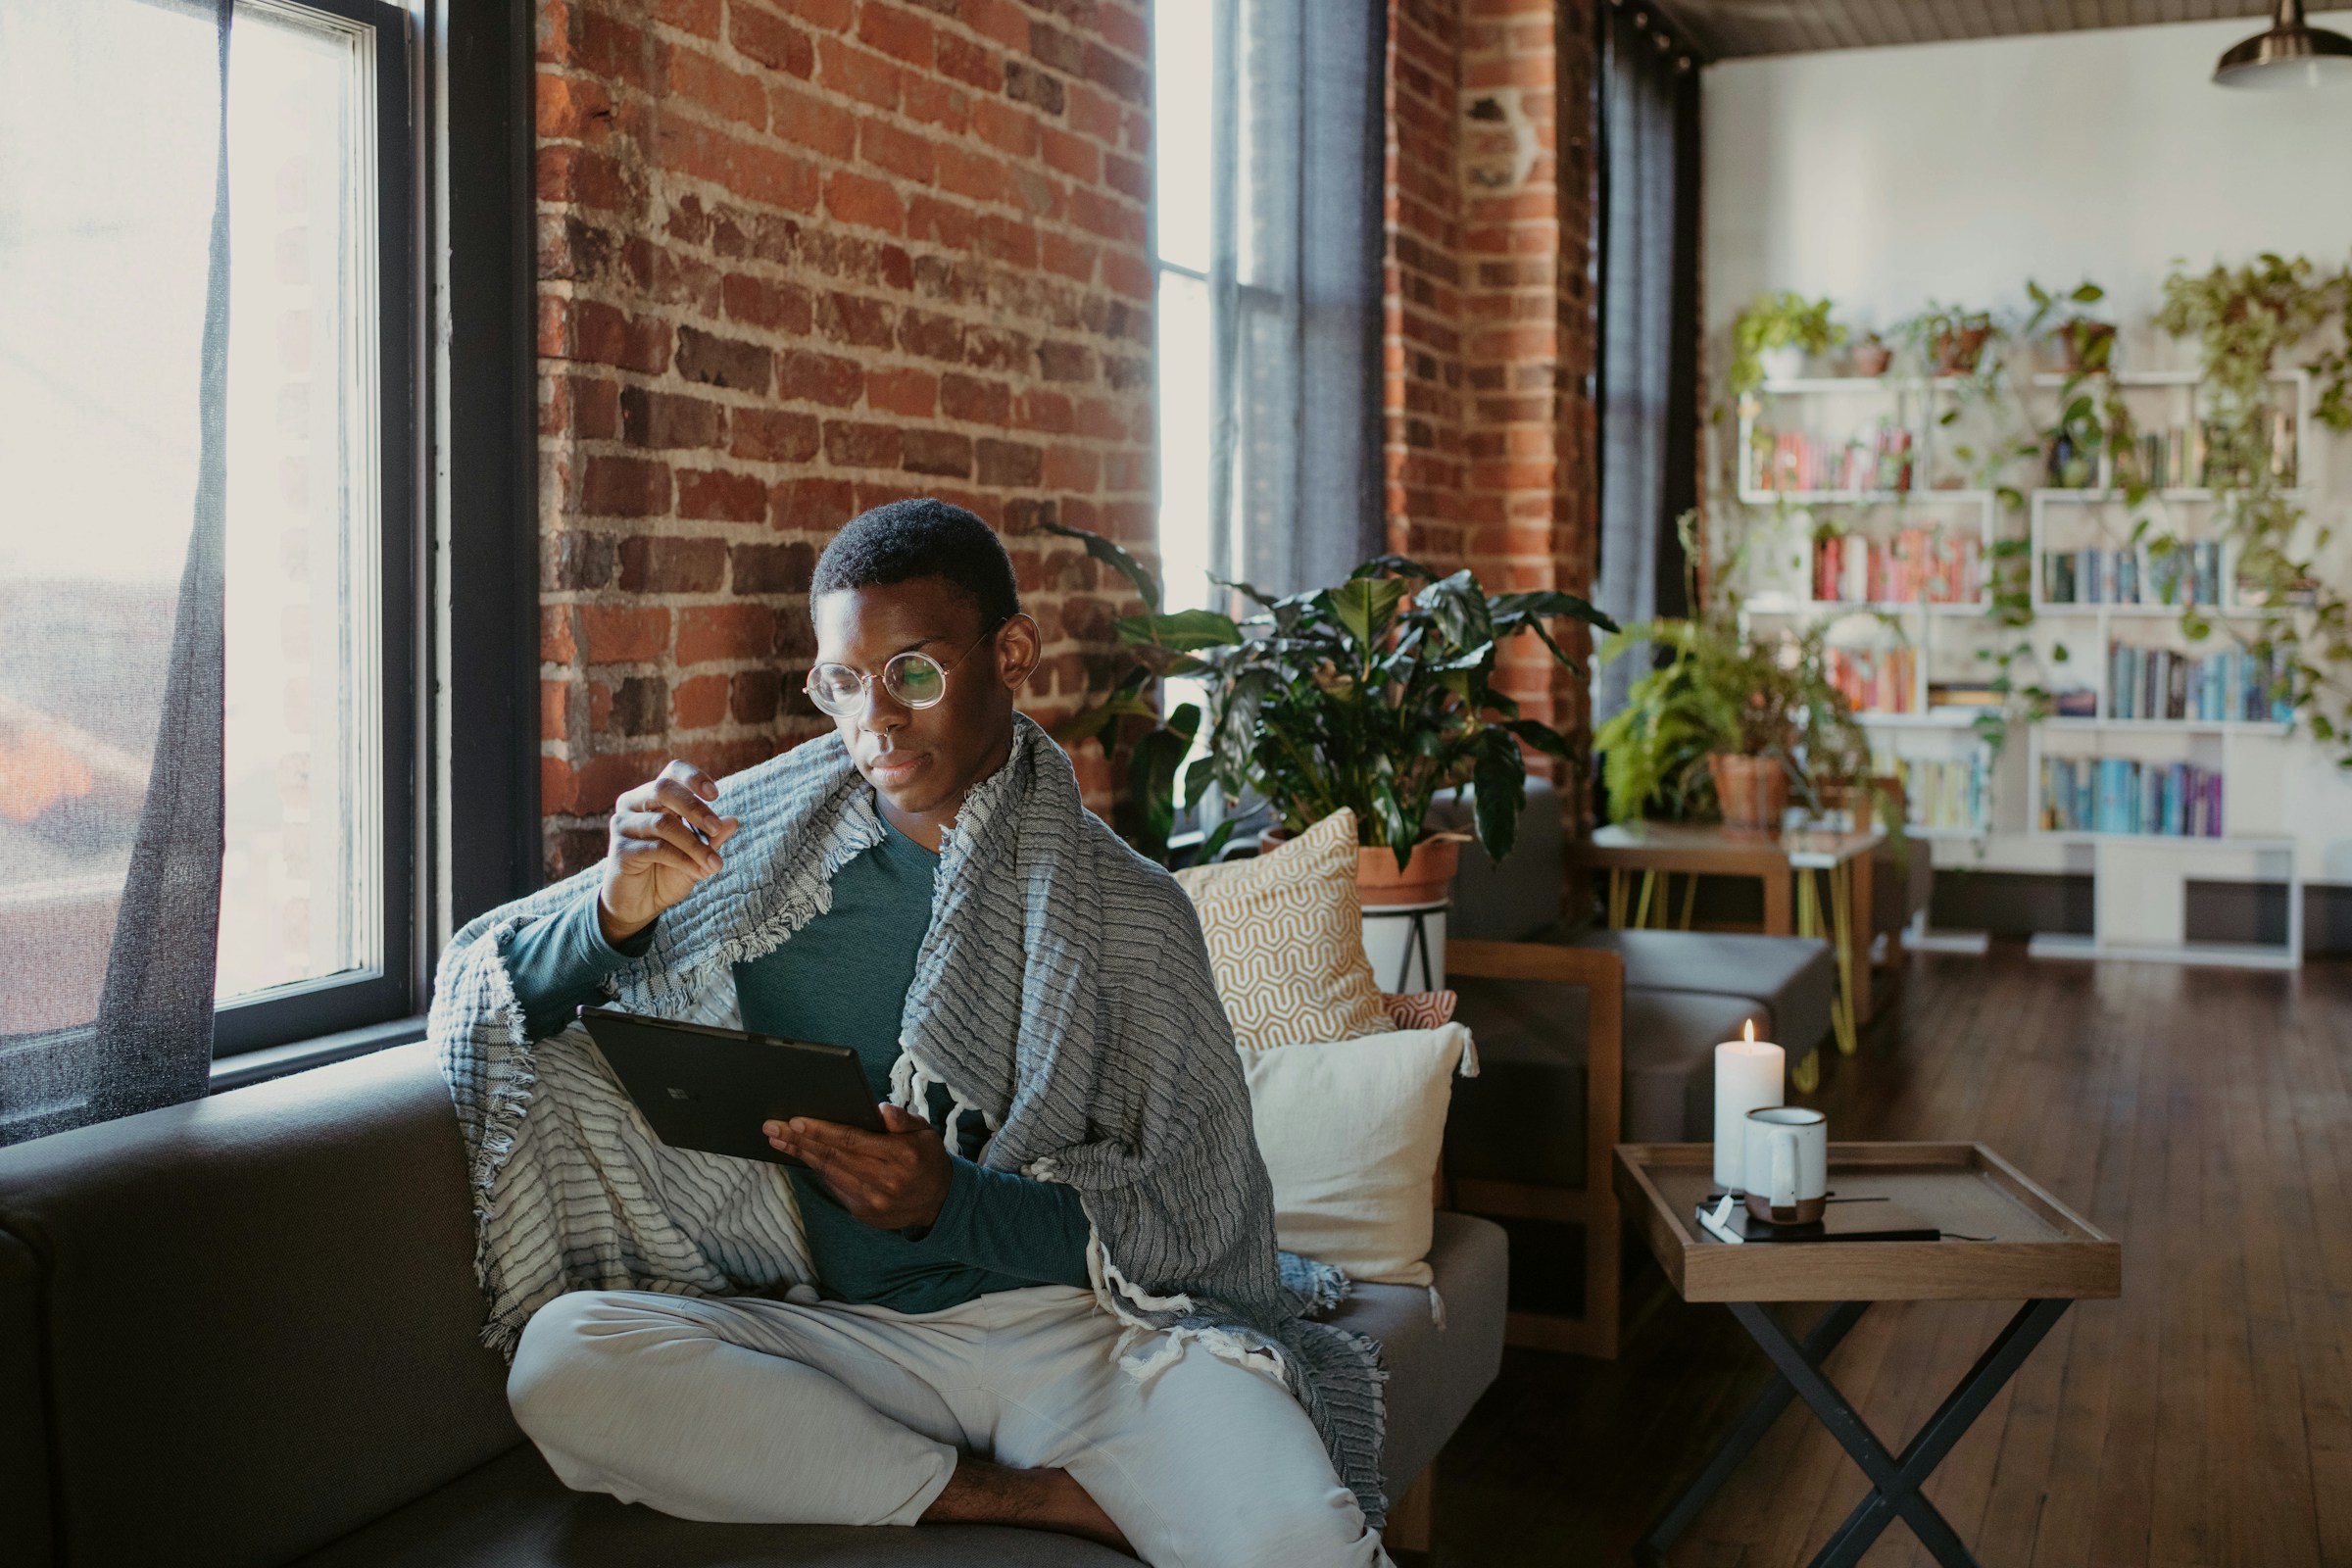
[809,578,1039,836]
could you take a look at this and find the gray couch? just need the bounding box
[0,1044,1507,1567]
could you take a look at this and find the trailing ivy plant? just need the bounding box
[2154,254,2352,757]
[1729,291,1844,394]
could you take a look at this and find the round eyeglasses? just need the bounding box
[803,617,1008,719]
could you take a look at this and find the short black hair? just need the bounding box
[809,498,1021,626]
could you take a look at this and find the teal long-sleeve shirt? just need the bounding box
[499,815,1092,1312]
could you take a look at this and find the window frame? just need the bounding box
[210,0,418,1056]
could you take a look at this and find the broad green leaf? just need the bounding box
[1351,554,1441,582]
[1116,608,1243,651]
[1039,520,1161,612]
[1324,577,1408,651]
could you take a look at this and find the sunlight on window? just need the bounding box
[1152,3,1216,621]
[217,0,382,1003]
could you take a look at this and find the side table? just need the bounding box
[1614,1142,2121,1568]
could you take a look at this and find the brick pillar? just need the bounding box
[1384,0,1597,763]
[535,0,1155,879]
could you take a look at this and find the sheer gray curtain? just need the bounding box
[0,0,231,1145]
[1209,0,1389,598]
[1592,5,1701,722]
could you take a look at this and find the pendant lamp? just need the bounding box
[2214,0,2352,88]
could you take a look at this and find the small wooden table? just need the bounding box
[1615,1142,2121,1568]
[1578,823,1883,1070]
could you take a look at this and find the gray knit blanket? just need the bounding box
[429,715,1390,1524]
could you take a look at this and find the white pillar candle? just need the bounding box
[1713,1019,1786,1192]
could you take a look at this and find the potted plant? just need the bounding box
[1730,291,1845,393]
[1849,331,1892,378]
[1040,526,1616,890]
[1592,521,1879,834]
[1593,613,1796,830]
[1182,560,1616,902]
[1896,302,1997,376]
[2025,277,2113,373]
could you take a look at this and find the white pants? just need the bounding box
[508,1285,1391,1568]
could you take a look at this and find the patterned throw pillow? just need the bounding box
[1383,990,1458,1030]
[1174,808,1392,1051]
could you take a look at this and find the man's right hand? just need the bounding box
[597,760,741,946]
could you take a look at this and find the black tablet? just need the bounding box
[577,1005,888,1167]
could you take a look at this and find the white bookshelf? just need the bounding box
[1726,369,2319,966]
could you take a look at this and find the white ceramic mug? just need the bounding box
[1742,1105,1828,1224]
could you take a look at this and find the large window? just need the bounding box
[1152,4,1219,620]
[0,0,414,1070]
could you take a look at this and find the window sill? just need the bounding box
[209,1014,427,1093]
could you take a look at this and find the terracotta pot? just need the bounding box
[1707,753,1789,833]
[1849,339,1892,377]
[1356,836,1462,907]
[1257,829,1463,907]
[1932,326,1988,375]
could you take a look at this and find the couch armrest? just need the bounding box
[1446,938,1623,1147]
[1444,937,1622,1356]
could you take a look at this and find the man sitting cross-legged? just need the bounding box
[427,498,1391,1567]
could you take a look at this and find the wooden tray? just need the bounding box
[1614,1143,2122,1303]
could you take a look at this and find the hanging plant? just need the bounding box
[2154,254,2352,757]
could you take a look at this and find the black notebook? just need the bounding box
[1694,1197,1941,1244]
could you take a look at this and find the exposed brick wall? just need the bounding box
[535,0,1154,879]
[1383,0,1598,759]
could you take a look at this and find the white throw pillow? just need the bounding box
[1240,1023,1478,1288]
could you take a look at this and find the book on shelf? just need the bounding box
[1875,751,1985,832]
[1748,422,1915,493]
[2038,757,2223,838]
[2104,414,2294,492]
[2053,688,2098,718]
[1823,646,1916,714]
[2104,641,2293,723]
[1813,529,1981,604]
[1927,681,2000,712]
[2040,540,2221,607]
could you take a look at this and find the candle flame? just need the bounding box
[1743,1018,1755,1046]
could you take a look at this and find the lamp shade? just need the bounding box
[2215,0,2352,89]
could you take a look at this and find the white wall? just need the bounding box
[1702,14,2352,885]
[1704,14,2352,357]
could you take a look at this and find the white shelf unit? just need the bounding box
[1725,370,2318,967]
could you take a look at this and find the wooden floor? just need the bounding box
[1426,944,2352,1567]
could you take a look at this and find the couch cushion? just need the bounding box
[1564,928,1835,1055]
[288,1445,1135,1568]
[1444,977,1767,1183]
[0,1044,519,1568]
[288,1214,1510,1567]
[1331,1210,1506,1494]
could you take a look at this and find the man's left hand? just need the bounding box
[765,1104,954,1231]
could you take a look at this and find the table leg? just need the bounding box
[1828,864,1858,1057]
[1796,868,1817,938]
[1680,872,1698,930]
[1634,870,1656,929]
[1740,1298,2071,1568]
[1636,1301,1870,1565]
[1790,1050,1821,1094]
[1763,868,1792,936]
[1608,869,1626,928]
[1848,851,1875,1025]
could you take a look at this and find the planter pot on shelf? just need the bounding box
[1261,829,1462,992]
[1932,327,1989,375]
[1849,339,1892,377]
[1707,753,1789,834]
[1756,345,1808,384]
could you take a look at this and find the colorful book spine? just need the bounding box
[2038,756,2224,837]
